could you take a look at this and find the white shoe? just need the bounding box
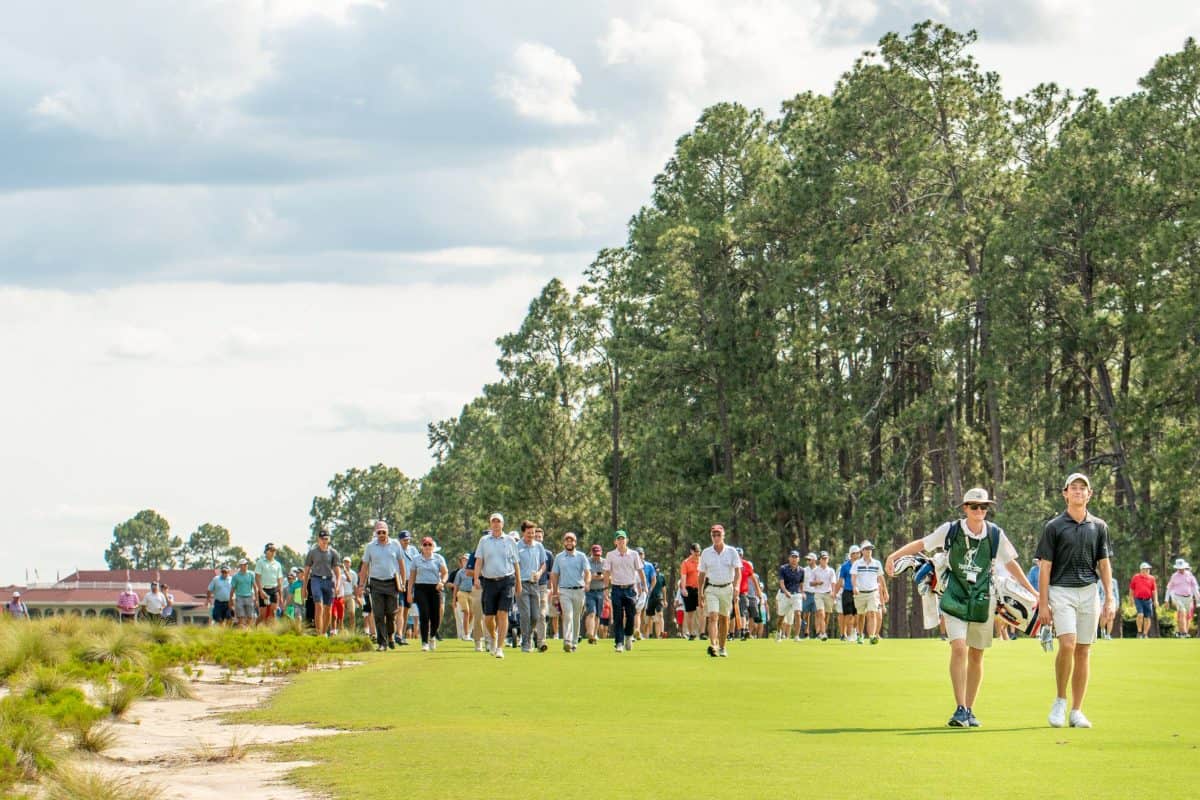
[718,648,728,657]
[1069,709,1092,728]
[430,640,437,650]
[421,643,430,652]
[474,641,484,652]
[494,647,504,659]
[625,639,634,651]
[615,643,624,653]
[1048,698,1067,728]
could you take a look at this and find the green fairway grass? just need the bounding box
[246,637,1197,799]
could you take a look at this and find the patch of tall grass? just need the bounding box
[42,767,164,800]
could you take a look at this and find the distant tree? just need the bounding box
[176,523,245,569]
[310,464,418,557]
[275,545,303,572]
[104,510,181,570]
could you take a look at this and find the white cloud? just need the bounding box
[494,42,594,125]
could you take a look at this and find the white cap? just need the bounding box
[848,544,861,555]
[806,552,817,560]
[1174,558,1191,571]
[1063,472,1091,490]
[1139,561,1152,570]
[860,540,874,550]
[12,591,19,597]
[125,583,134,592]
[489,512,504,523]
[960,487,996,506]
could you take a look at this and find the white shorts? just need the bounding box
[1171,594,1195,614]
[1049,584,1099,645]
[775,591,802,617]
[704,584,734,616]
[943,596,997,650]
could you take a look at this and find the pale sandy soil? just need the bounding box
[74,671,346,800]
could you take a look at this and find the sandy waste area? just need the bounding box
[75,670,347,799]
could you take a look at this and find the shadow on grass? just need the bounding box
[786,726,1044,736]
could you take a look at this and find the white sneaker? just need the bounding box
[494,647,504,659]
[421,643,431,652]
[1069,709,1092,728]
[474,641,484,652]
[1048,698,1067,728]
[718,648,728,657]
[430,639,437,650]
[615,643,624,653]
[625,639,634,651]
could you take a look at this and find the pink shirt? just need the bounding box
[603,548,644,587]
[1165,571,1199,599]
[117,591,139,613]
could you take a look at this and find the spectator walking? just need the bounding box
[698,524,741,657]
[550,531,590,652]
[1165,559,1200,638]
[516,522,549,653]
[255,544,286,625]
[1037,473,1116,729]
[851,542,887,644]
[6,592,29,620]
[585,544,606,644]
[836,545,862,642]
[776,551,804,641]
[303,530,342,637]
[474,512,521,659]
[359,521,406,652]
[207,566,234,626]
[139,581,167,622]
[680,543,703,639]
[231,560,257,628]
[1128,562,1159,638]
[336,556,358,633]
[452,554,474,641]
[737,551,763,640]
[603,530,646,653]
[1097,574,1119,640]
[407,537,448,651]
[810,552,836,641]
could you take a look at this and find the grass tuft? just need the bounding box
[103,682,141,718]
[80,630,147,670]
[145,668,195,700]
[0,625,66,679]
[0,701,59,780]
[69,718,118,754]
[43,766,164,800]
[191,733,249,763]
[12,666,72,700]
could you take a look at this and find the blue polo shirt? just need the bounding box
[516,540,547,581]
[207,575,233,602]
[539,548,553,585]
[552,550,590,588]
[475,534,518,579]
[838,560,854,593]
[411,553,447,584]
[779,563,804,593]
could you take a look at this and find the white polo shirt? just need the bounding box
[850,558,883,592]
[699,545,742,585]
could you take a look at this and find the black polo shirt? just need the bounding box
[1035,510,1113,588]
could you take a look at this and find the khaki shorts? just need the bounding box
[1049,584,1099,645]
[944,596,997,650]
[853,591,880,614]
[704,584,735,616]
[814,592,835,613]
[1171,594,1195,614]
[776,591,802,618]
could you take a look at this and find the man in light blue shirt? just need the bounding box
[395,530,420,646]
[551,531,591,652]
[474,512,522,658]
[206,566,234,626]
[359,521,407,652]
[516,521,548,652]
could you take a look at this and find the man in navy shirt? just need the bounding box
[776,551,804,641]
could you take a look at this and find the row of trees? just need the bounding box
[102,509,303,572]
[396,24,1200,636]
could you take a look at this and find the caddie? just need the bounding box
[885,487,1037,728]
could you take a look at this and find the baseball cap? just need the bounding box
[489,512,504,523]
[735,547,744,555]
[238,558,249,565]
[421,536,434,546]
[614,530,628,539]
[819,550,829,559]
[374,520,389,533]
[591,544,602,554]
[788,550,800,557]
[12,591,19,597]
[806,552,817,560]
[1139,561,1152,570]
[342,556,351,563]
[1063,472,1091,490]
[264,542,276,551]
[860,540,874,550]
[220,564,230,571]
[960,487,996,506]
[318,531,331,539]
[848,544,861,555]
[398,530,412,540]
[635,546,645,554]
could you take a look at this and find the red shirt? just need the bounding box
[1129,573,1157,600]
[739,560,755,594]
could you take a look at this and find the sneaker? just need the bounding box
[856,634,863,644]
[615,643,624,653]
[376,644,386,652]
[625,639,634,652]
[948,706,969,727]
[421,643,431,652]
[870,636,879,645]
[393,633,402,645]
[570,644,577,652]
[1048,697,1067,728]
[521,646,532,653]
[538,642,548,653]
[474,641,484,652]
[430,639,437,650]
[387,640,396,650]
[563,641,571,653]
[718,648,728,657]
[1069,710,1092,728]
[966,708,980,727]
[494,647,505,659]
[589,636,597,644]
[707,644,717,657]
[819,634,828,641]
[699,633,708,640]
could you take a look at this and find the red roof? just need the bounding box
[1,584,203,607]
[62,569,222,597]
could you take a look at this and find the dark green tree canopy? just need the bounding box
[104,510,181,570]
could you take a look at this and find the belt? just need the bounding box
[707,582,731,588]
[613,583,634,589]
[561,585,584,590]
[482,575,512,581]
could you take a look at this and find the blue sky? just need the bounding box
[2,0,1195,585]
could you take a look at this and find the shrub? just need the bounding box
[0,625,66,680]
[42,766,164,800]
[12,666,71,701]
[0,699,58,780]
[103,682,140,719]
[144,669,195,700]
[80,630,147,670]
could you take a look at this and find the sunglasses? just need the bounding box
[965,503,988,511]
